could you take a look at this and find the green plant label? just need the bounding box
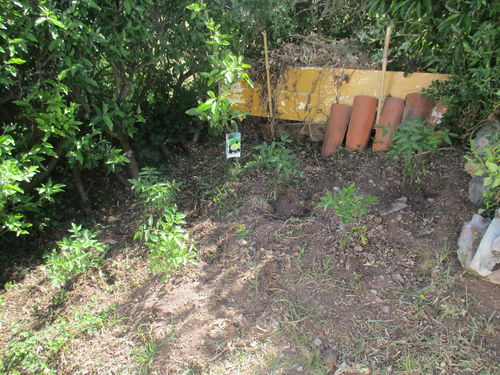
[226,132,241,159]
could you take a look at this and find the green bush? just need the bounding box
[246,135,304,180]
[131,167,196,280]
[134,209,196,281]
[45,224,108,288]
[317,183,378,244]
[317,183,378,224]
[385,119,455,183]
[129,168,181,212]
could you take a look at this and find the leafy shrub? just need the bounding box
[465,132,500,216]
[130,167,196,280]
[129,168,181,212]
[317,183,378,244]
[45,224,108,288]
[134,208,196,281]
[317,183,378,224]
[246,135,304,180]
[385,119,455,183]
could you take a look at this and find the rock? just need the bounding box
[380,197,408,216]
[487,269,500,284]
[457,214,491,269]
[314,337,323,346]
[237,238,248,247]
[382,306,390,314]
[470,218,500,277]
[473,121,499,151]
[354,245,363,252]
[296,365,304,372]
[373,216,383,225]
[468,175,487,207]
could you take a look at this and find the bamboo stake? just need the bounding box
[376,25,392,124]
[262,31,275,139]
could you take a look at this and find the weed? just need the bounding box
[45,223,108,288]
[234,224,249,240]
[292,245,308,266]
[397,353,428,373]
[133,324,160,374]
[135,208,197,281]
[3,280,14,291]
[419,244,452,276]
[383,119,455,183]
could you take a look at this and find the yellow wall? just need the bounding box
[227,67,449,122]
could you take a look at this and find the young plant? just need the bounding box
[384,119,455,183]
[317,183,378,245]
[134,208,196,281]
[317,184,378,223]
[246,135,304,180]
[45,224,108,288]
[129,168,181,212]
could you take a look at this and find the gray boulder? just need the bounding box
[470,218,500,278]
[457,214,491,269]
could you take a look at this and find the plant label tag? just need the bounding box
[226,132,241,159]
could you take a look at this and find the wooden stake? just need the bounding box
[262,31,275,139]
[376,25,392,124]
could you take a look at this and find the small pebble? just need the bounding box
[296,366,304,372]
[237,239,248,247]
[314,337,323,346]
[382,306,391,314]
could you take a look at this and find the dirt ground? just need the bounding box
[0,126,498,374]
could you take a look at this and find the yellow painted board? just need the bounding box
[227,67,449,122]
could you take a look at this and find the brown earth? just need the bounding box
[0,127,498,374]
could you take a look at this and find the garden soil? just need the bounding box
[0,124,498,374]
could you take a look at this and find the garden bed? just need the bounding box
[0,130,498,374]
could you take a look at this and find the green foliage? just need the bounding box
[363,0,499,137]
[131,167,196,280]
[134,209,196,281]
[246,135,304,180]
[317,183,378,245]
[0,304,115,374]
[130,168,181,211]
[385,119,455,183]
[465,132,500,216]
[317,183,378,224]
[44,224,108,288]
[186,2,253,133]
